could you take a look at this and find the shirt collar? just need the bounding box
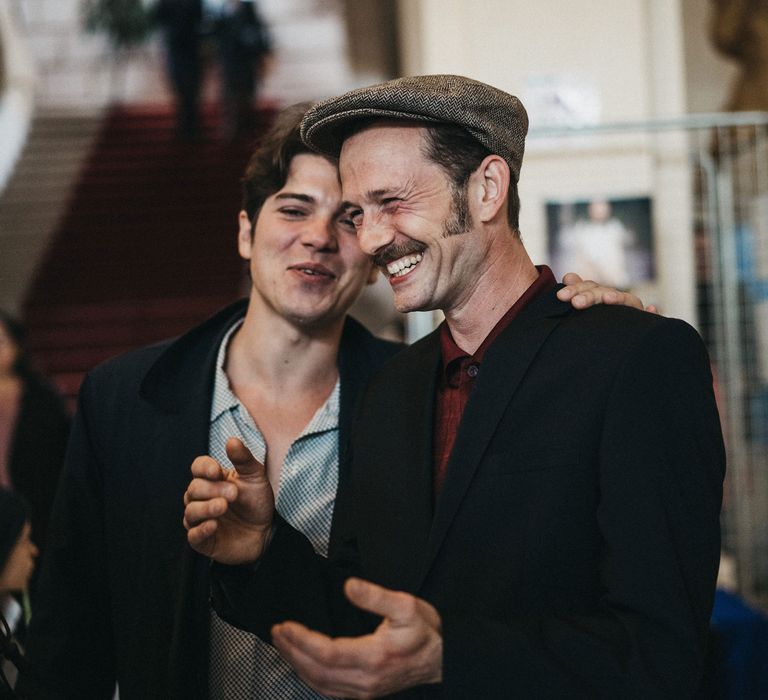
[210,319,244,422]
[439,265,557,374]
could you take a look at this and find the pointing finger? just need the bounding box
[225,437,265,478]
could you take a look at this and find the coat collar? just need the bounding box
[139,299,249,413]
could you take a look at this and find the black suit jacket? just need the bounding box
[215,288,725,699]
[17,300,401,700]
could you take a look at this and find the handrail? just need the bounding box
[529,111,768,138]
[0,1,36,193]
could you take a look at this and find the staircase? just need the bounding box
[18,105,275,408]
[0,110,103,314]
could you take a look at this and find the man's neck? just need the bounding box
[226,304,343,397]
[223,303,344,485]
[444,244,539,354]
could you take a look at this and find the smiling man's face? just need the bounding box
[239,152,376,329]
[340,122,487,315]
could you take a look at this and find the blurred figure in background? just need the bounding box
[1,489,38,697]
[710,0,768,112]
[207,0,272,140]
[154,0,204,140]
[0,312,69,598]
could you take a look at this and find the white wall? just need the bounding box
[399,0,651,121]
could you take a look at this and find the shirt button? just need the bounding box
[467,363,479,378]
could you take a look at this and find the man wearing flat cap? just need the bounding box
[184,75,725,698]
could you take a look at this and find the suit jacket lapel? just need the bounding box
[359,329,439,593]
[420,289,570,585]
[394,334,441,591]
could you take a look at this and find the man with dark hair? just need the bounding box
[16,102,393,700]
[185,75,725,699]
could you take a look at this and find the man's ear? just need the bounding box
[237,210,254,260]
[470,154,509,223]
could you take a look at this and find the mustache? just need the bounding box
[372,242,427,268]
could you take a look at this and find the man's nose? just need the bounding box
[300,219,338,251]
[357,216,394,256]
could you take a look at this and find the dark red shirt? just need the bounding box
[432,266,557,498]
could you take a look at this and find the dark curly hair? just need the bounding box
[241,101,321,225]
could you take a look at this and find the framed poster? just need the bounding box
[546,196,655,288]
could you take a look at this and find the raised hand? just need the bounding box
[183,437,275,564]
[271,577,443,699]
[557,272,658,313]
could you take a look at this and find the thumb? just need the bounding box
[343,577,412,624]
[225,437,264,477]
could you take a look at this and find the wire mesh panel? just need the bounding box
[527,113,768,609]
[692,119,768,607]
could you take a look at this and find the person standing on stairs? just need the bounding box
[16,100,646,699]
[154,0,205,140]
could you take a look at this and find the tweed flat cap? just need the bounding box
[300,74,529,182]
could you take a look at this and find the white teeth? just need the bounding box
[386,253,423,277]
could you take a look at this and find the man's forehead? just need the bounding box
[339,144,419,202]
[338,122,426,175]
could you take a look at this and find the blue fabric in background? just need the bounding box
[709,588,768,699]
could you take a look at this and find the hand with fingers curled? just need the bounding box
[183,437,275,565]
[270,577,443,700]
[557,272,659,313]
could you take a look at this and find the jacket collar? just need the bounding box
[139,299,249,412]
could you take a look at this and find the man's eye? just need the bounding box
[280,207,306,217]
[344,210,363,228]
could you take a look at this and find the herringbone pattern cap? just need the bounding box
[300,74,529,182]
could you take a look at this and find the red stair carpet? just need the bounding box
[22,104,276,409]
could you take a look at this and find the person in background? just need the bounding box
[0,312,69,597]
[1,488,38,698]
[17,99,643,699]
[208,0,272,140]
[185,75,724,699]
[154,0,204,140]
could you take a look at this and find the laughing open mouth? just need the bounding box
[386,253,423,278]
